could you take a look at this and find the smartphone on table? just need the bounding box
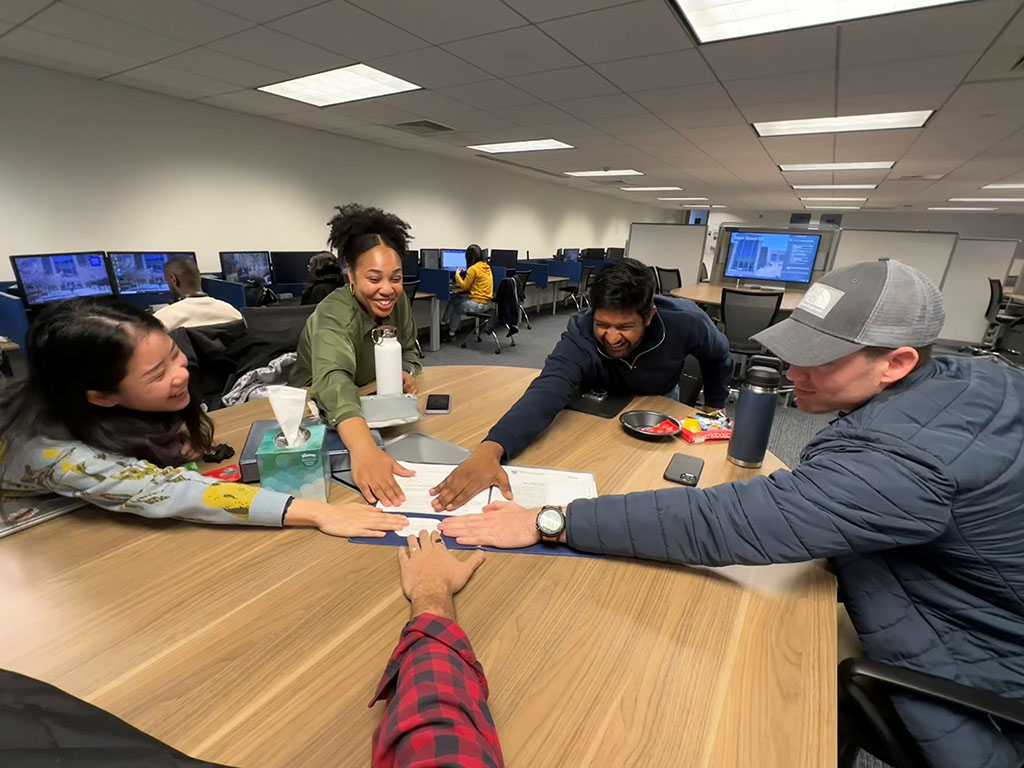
[664,453,704,487]
[425,393,451,414]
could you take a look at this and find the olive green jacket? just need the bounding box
[289,287,421,425]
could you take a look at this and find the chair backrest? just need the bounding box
[514,270,531,299]
[720,288,784,347]
[656,267,682,294]
[699,262,709,282]
[647,265,660,293]
[402,280,420,299]
[580,265,593,292]
[986,278,1004,320]
[240,305,316,345]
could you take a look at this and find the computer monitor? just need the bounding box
[108,251,197,295]
[403,250,420,278]
[441,248,467,272]
[421,248,440,270]
[582,248,606,259]
[10,252,114,308]
[562,248,580,262]
[606,247,625,260]
[219,251,272,285]
[489,249,518,269]
[723,231,821,284]
[270,251,317,284]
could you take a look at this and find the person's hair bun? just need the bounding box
[328,203,412,270]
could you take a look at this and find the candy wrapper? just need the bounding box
[679,409,733,444]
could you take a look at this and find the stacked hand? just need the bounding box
[430,441,511,511]
[284,498,408,538]
[439,501,541,548]
[398,528,486,619]
[351,446,414,507]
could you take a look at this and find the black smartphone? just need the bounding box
[425,393,451,414]
[664,453,704,487]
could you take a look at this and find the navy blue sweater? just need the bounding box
[485,296,732,459]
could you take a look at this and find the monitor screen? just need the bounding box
[582,248,606,259]
[606,247,625,260]
[724,231,820,284]
[421,248,440,270]
[220,251,271,284]
[270,251,317,284]
[441,248,467,272]
[403,250,420,277]
[10,252,114,307]
[562,248,580,262]
[109,251,196,294]
[489,249,518,269]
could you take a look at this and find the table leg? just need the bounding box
[551,286,557,315]
[429,297,440,352]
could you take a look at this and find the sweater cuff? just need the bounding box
[248,488,292,527]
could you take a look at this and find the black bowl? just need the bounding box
[619,410,682,439]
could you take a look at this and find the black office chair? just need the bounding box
[513,270,532,330]
[678,354,704,407]
[699,262,710,282]
[647,265,660,294]
[461,277,519,355]
[559,265,593,312]
[838,657,1024,768]
[403,280,424,358]
[720,288,783,383]
[958,278,1020,364]
[656,267,682,295]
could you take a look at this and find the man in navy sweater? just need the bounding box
[430,258,732,511]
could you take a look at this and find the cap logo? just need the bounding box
[798,284,845,318]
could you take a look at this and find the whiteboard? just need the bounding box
[832,229,958,289]
[627,223,707,286]
[941,238,1019,343]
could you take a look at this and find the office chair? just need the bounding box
[655,267,682,295]
[647,265,660,294]
[720,288,783,383]
[678,355,704,407]
[958,278,1021,365]
[240,305,315,349]
[461,277,518,354]
[559,265,593,312]
[403,280,424,358]
[699,262,710,283]
[513,270,532,330]
[838,657,1024,768]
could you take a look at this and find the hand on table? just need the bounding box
[439,501,541,549]
[284,499,408,538]
[402,371,418,395]
[430,442,511,512]
[351,445,414,507]
[398,529,486,619]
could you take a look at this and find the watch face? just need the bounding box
[537,507,563,535]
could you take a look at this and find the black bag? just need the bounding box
[243,280,277,307]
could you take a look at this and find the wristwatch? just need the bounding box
[536,505,566,541]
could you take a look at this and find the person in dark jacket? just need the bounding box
[430,258,732,511]
[300,251,344,306]
[441,259,1024,768]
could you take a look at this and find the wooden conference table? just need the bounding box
[0,366,835,768]
[672,283,807,312]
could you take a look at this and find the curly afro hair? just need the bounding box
[327,203,412,271]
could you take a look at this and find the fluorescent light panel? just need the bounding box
[982,183,1024,189]
[467,139,573,153]
[259,63,420,107]
[711,205,728,208]
[565,169,643,177]
[673,0,968,43]
[929,207,998,211]
[805,205,861,210]
[657,196,708,200]
[621,186,683,191]
[781,161,894,172]
[792,184,877,190]
[755,111,931,137]
[949,197,1024,203]
[800,197,868,201]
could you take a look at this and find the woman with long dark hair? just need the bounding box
[0,299,406,537]
[300,251,344,306]
[442,244,493,341]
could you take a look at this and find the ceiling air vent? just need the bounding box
[393,120,453,135]
[890,173,945,181]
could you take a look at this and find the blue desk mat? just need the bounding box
[350,512,603,559]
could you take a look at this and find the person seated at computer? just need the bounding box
[301,251,345,306]
[430,258,732,510]
[0,299,405,538]
[289,203,421,507]
[442,244,493,341]
[153,256,243,331]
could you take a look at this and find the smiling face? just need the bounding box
[348,244,404,319]
[593,307,654,358]
[87,330,191,412]
[786,346,920,413]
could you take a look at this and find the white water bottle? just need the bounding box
[372,325,403,396]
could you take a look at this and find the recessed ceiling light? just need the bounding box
[711,205,727,208]
[621,186,683,192]
[258,63,420,107]
[792,184,877,190]
[755,111,932,137]
[982,183,1024,189]
[929,207,999,211]
[673,0,968,43]
[781,161,894,172]
[565,169,643,177]
[805,206,862,210]
[948,197,1024,203]
[657,196,708,200]
[468,139,574,153]
[800,197,869,202]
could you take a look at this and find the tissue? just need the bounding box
[267,385,307,447]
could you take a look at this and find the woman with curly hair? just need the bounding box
[289,204,422,507]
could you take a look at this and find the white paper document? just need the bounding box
[396,516,441,538]
[381,461,597,516]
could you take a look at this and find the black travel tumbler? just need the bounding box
[727,356,783,468]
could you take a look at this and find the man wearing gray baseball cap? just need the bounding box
[442,259,1024,768]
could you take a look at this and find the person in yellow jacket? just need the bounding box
[442,244,493,341]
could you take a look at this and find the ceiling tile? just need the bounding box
[439,79,539,109]
[834,130,922,163]
[490,101,575,126]
[0,0,50,24]
[502,0,634,23]
[738,99,836,123]
[275,108,365,130]
[108,62,240,98]
[760,134,837,165]
[0,19,10,33]
[554,92,648,120]
[659,106,748,130]
[839,54,977,99]
[198,88,313,115]
[539,0,693,64]
[722,70,835,108]
[839,0,1019,67]
[701,26,835,82]
[159,47,291,88]
[506,65,618,101]
[442,24,580,77]
[0,26,146,77]
[199,0,337,24]
[632,82,733,114]
[836,88,954,117]
[64,0,253,44]
[348,0,526,44]
[317,98,421,126]
[367,47,492,89]
[209,27,353,77]
[593,49,714,92]
[374,89,477,120]
[967,7,1024,82]
[25,3,192,59]
[441,109,517,132]
[270,0,428,60]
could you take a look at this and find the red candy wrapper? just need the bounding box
[638,418,680,435]
[203,464,242,482]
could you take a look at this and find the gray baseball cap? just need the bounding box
[751,259,945,367]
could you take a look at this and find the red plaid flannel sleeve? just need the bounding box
[370,614,504,768]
